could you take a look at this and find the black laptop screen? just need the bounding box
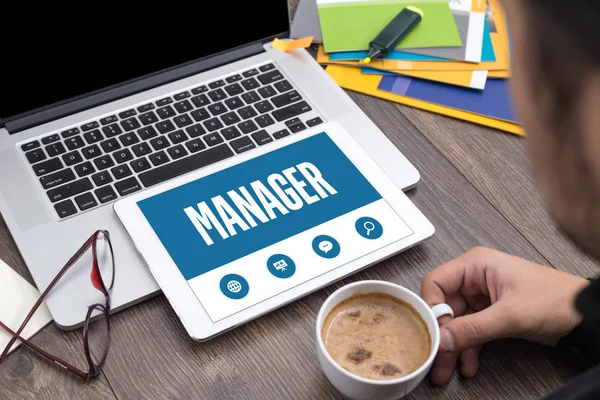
[0,3,290,123]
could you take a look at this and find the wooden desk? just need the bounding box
[1,3,598,399]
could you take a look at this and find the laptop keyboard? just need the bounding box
[19,63,324,220]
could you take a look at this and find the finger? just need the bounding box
[430,351,460,386]
[460,347,481,378]
[422,247,501,306]
[457,308,482,378]
[439,303,512,352]
[439,293,468,325]
[465,294,491,312]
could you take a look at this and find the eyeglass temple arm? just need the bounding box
[0,320,87,378]
[0,233,95,363]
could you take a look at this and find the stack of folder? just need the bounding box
[309,0,521,135]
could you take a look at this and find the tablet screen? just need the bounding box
[137,132,413,322]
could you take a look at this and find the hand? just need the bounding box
[421,247,589,385]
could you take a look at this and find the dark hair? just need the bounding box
[524,1,600,259]
[525,1,600,134]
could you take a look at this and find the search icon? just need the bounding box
[355,217,383,240]
[364,221,375,236]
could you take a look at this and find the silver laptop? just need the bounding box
[0,2,421,330]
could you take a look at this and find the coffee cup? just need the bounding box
[315,280,454,400]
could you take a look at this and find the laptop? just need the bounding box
[0,2,421,330]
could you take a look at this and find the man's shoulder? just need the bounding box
[544,363,600,400]
[548,278,600,399]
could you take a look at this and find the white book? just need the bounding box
[0,259,53,355]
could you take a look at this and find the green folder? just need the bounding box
[317,0,462,53]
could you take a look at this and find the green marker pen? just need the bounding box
[363,6,424,64]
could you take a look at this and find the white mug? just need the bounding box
[315,280,454,400]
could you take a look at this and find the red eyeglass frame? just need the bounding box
[0,230,115,380]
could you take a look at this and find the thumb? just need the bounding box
[439,305,512,352]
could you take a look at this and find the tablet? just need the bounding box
[114,121,434,340]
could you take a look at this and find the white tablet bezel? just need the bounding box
[113,121,434,340]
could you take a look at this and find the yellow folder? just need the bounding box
[325,64,523,136]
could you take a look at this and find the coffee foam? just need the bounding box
[321,292,431,381]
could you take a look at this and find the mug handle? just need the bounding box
[431,303,454,319]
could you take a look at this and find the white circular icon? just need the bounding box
[227,280,242,293]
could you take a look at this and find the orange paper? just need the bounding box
[488,70,510,78]
[271,36,313,52]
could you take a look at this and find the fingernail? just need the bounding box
[440,328,456,351]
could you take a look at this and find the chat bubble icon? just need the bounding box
[312,235,340,259]
[318,241,333,254]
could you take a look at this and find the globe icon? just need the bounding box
[227,280,242,293]
[220,274,248,299]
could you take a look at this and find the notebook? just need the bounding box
[316,0,461,52]
[324,0,510,72]
[0,259,53,355]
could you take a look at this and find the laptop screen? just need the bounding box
[0,3,289,124]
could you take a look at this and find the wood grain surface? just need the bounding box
[397,107,600,278]
[0,1,593,398]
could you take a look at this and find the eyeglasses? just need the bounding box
[0,230,115,381]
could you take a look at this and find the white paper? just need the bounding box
[0,259,53,355]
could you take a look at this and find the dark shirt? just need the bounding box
[545,279,600,399]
